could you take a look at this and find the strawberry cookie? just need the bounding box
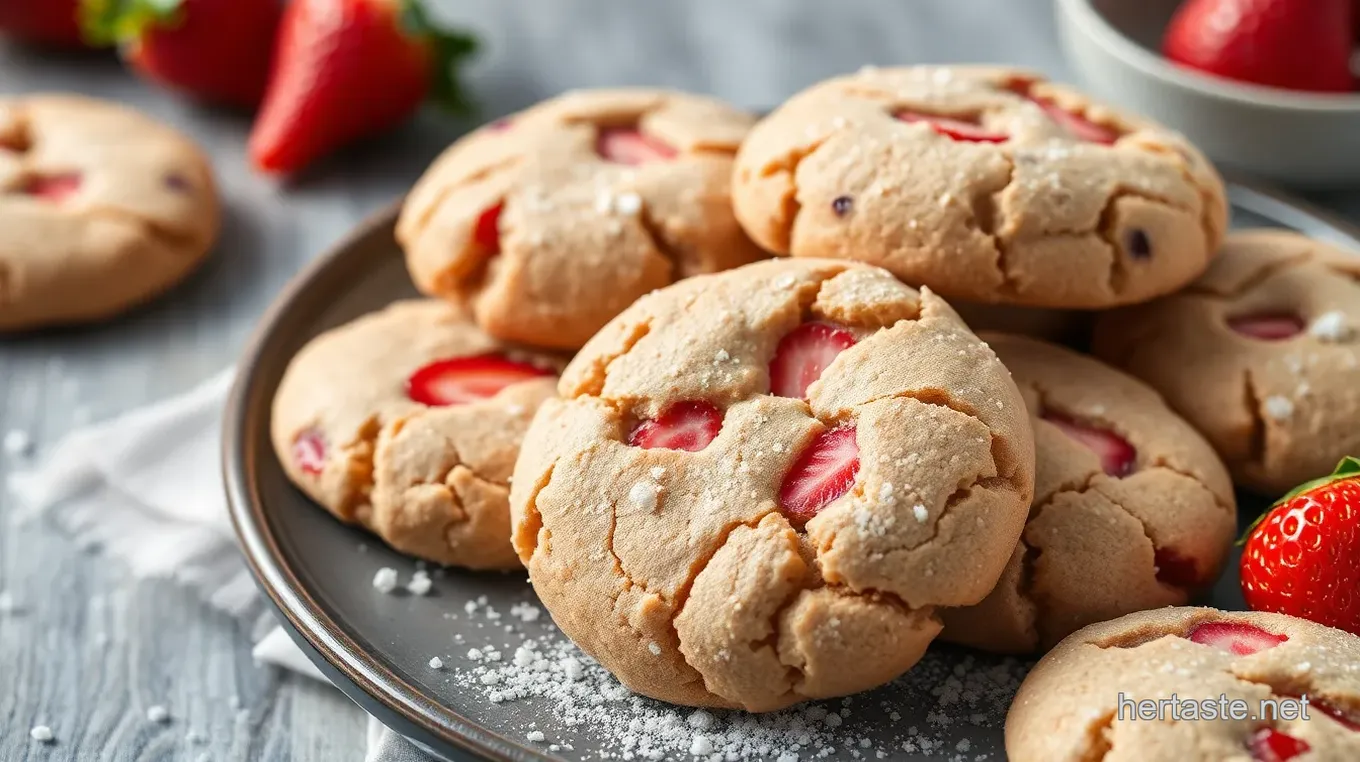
[1093,230,1360,495]
[271,300,561,570]
[1008,607,1360,762]
[0,94,220,331]
[731,66,1228,309]
[396,88,766,350]
[508,258,1035,710]
[942,335,1236,653]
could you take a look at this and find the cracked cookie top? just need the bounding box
[942,335,1236,654]
[1007,607,1360,762]
[508,258,1035,711]
[730,66,1228,309]
[271,300,562,569]
[1093,229,1360,495]
[0,94,220,331]
[396,88,768,351]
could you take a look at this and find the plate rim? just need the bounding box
[222,182,1360,762]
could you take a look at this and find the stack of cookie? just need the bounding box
[271,67,1360,750]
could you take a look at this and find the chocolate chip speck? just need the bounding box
[1127,229,1151,259]
[832,196,853,217]
[165,174,192,193]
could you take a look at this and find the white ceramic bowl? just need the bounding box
[1055,0,1360,188]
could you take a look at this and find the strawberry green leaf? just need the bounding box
[399,0,480,116]
[1240,456,1360,545]
[80,0,184,46]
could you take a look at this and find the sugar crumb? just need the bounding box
[372,567,399,593]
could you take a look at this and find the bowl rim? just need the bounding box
[1055,0,1360,113]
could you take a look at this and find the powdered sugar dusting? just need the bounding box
[443,593,1025,760]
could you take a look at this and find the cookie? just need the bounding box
[1007,607,1360,762]
[731,66,1228,309]
[508,258,1035,710]
[0,94,220,331]
[396,88,767,351]
[1093,230,1360,495]
[941,335,1236,653]
[271,300,562,570]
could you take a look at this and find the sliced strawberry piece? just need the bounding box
[1154,548,1203,588]
[20,173,81,202]
[293,429,326,476]
[1041,413,1136,477]
[628,401,723,452]
[406,355,553,407]
[474,203,503,253]
[1187,621,1288,655]
[1313,699,1360,731]
[1229,314,1305,341]
[1030,98,1119,144]
[769,322,858,399]
[779,427,860,529]
[1250,727,1310,762]
[596,128,678,165]
[894,111,1008,143]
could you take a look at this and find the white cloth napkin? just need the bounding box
[9,369,433,762]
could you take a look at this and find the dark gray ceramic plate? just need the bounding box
[224,184,1360,762]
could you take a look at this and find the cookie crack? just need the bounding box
[757,134,834,252]
[409,155,524,236]
[515,459,556,561]
[339,415,382,526]
[1094,187,1197,297]
[1148,458,1235,518]
[637,201,687,278]
[1097,480,1193,594]
[1243,369,1267,471]
[1078,711,1115,762]
[564,317,653,399]
[969,154,1017,296]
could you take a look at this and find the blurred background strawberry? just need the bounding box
[1163,0,1354,92]
[0,0,89,48]
[248,0,477,175]
[81,0,282,108]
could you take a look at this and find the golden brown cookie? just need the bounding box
[0,94,220,331]
[508,258,1035,710]
[397,88,767,351]
[731,66,1228,309]
[1093,230,1360,495]
[1008,608,1360,762]
[942,335,1236,653]
[271,300,562,570]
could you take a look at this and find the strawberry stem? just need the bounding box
[399,0,479,116]
[1239,456,1360,545]
[79,0,184,46]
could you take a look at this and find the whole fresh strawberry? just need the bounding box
[1241,457,1360,636]
[248,0,477,175]
[1162,0,1354,93]
[0,0,87,47]
[81,0,281,108]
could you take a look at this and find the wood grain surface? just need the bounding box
[2,1,1357,759]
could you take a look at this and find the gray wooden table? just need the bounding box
[2,1,1358,759]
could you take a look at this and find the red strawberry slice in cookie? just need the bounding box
[894,111,1008,143]
[628,401,723,452]
[1042,413,1136,477]
[596,128,677,165]
[474,202,503,253]
[1187,621,1288,655]
[21,173,81,202]
[1154,548,1204,588]
[292,429,327,476]
[769,322,858,399]
[1030,98,1119,144]
[407,355,553,407]
[1229,313,1305,341]
[1251,728,1310,762]
[779,426,860,529]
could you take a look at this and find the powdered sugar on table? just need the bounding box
[432,592,1028,761]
